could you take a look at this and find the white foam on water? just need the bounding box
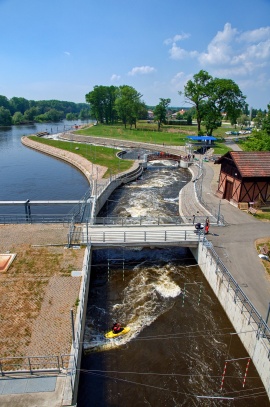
[84,265,182,353]
[148,160,178,167]
[163,197,179,203]
[154,277,181,298]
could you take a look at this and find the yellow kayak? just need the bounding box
[105,326,130,339]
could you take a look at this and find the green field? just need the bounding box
[76,122,232,155]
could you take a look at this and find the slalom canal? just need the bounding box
[78,162,269,406]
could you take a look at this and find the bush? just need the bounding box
[167,120,188,126]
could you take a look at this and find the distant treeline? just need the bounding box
[0,95,91,126]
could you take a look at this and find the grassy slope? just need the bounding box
[76,122,232,156]
[29,136,134,177]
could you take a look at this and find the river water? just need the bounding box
[0,120,89,216]
[78,163,269,406]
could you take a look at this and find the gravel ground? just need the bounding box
[0,224,85,361]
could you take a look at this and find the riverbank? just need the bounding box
[21,135,107,181]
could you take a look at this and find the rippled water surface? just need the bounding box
[0,121,89,215]
[78,164,269,406]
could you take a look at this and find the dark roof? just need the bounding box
[216,151,270,177]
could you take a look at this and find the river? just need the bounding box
[0,120,90,216]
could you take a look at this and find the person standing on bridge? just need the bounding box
[205,217,210,234]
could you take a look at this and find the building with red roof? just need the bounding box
[215,151,270,205]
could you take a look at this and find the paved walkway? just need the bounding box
[185,153,270,319]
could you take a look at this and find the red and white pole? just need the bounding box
[220,361,228,391]
[242,358,251,388]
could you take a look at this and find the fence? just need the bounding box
[0,354,71,376]
[203,240,270,348]
[0,214,73,225]
[194,162,225,225]
[66,244,92,403]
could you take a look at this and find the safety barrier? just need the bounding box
[0,354,71,375]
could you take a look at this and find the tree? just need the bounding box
[201,101,222,135]
[237,114,249,128]
[35,109,64,122]
[262,103,270,135]
[0,95,11,111]
[180,70,246,134]
[85,85,117,124]
[244,131,270,151]
[66,112,78,120]
[153,98,171,131]
[115,85,144,129]
[23,106,40,122]
[9,97,29,115]
[253,110,265,129]
[180,70,212,132]
[0,107,12,125]
[12,111,25,125]
[79,108,91,120]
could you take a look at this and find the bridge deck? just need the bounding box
[81,225,203,247]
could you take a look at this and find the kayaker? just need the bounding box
[112,322,122,333]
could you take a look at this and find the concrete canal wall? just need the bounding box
[191,242,270,398]
[91,164,144,219]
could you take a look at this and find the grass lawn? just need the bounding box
[29,136,134,177]
[76,122,232,155]
[30,121,235,177]
[253,208,270,221]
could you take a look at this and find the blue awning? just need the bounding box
[187,136,217,141]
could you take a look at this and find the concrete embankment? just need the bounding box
[21,136,107,181]
[191,242,270,400]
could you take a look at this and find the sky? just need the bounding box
[0,0,270,110]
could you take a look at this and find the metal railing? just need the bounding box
[68,244,91,396]
[79,228,203,246]
[205,241,270,347]
[0,214,72,225]
[93,215,217,227]
[194,163,225,225]
[0,354,71,376]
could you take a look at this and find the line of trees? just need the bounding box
[85,85,148,128]
[0,95,91,126]
[243,103,270,151]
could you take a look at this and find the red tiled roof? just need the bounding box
[228,152,270,177]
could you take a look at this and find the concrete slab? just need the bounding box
[0,375,67,407]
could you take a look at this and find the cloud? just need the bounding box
[238,26,270,43]
[128,66,156,76]
[64,51,71,56]
[164,33,190,45]
[199,23,238,65]
[165,32,196,60]
[110,74,121,81]
[196,23,270,77]
[169,43,198,60]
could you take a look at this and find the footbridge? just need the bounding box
[71,224,203,247]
